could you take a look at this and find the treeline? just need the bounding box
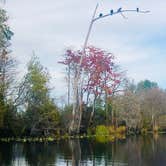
[0,54,60,137]
[0,8,166,138]
[111,80,166,133]
[0,9,60,137]
[61,80,166,135]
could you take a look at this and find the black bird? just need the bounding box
[136,8,139,12]
[99,13,103,17]
[110,9,114,15]
[117,7,122,13]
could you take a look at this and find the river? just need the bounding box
[0,134,166,166]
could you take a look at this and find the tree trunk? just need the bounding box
[69,81,82,135]
[67,64,71,105]
[88,95,96,128]
[105,91,109,125]
[69,4,99,135]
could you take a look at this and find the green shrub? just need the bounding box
[95,125,109,136]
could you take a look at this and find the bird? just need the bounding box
[136,8,139,12]
[110,9,114,15]
[99,13,103,17]
[117,7,122,13]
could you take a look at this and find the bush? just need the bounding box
[87,127,95,136]
[60,105,72,133]
[95,125,126,136]
[95,125,109,136]
[116,126,126,133]
[93,108,106,126]
[108,125,115,134]
[141,128,147,135]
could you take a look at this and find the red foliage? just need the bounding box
[59,46,121,97]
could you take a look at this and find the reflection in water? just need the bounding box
[0,135,166,166]
[70,139,81,166]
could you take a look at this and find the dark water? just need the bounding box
[0,135,166,166]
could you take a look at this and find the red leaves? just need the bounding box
[60,46,121,97]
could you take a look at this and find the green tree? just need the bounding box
[0,8,14,129]
[23,56,60,136]
[136,80,158,92]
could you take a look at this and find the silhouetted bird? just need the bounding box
[117,8,122,12]
[99,13,103,17]
[136,8,139,12]
[110,10,114,15]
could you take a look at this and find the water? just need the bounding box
[0,135,166,166]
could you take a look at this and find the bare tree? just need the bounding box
[140,88,166,130]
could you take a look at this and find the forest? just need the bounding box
[0,7,166,140]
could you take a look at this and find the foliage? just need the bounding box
[87,127,95,135]
[0,102,5,128]
[108,125,115,134]
[116,126,126,133]
[60,105,72,133]
[93,106,106,126]
[112,91,142,129]
[0,9,13,47]
[0,8,14,130]
[136,80,158,92]
[95,125,109,136]
[60,46,123,134]
[140,88,166,130]
[111,80,166,132]
[21,56,60,136]
[60,46,122,104]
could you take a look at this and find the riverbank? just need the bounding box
[0,132,166,143]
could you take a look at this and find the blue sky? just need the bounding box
[1,0,166,100]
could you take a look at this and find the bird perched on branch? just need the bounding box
[117,8,122,13]
[99,13,103,17]
[110,9,114,15]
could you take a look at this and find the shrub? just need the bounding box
[87,127,95,136]
[115,133,126,140]
[108,125,115,134]
[95,125,109,136]
[116,126,126,133]
[95,135,108,143]
[141,128,147,135]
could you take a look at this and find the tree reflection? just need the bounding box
[0,143,14,166]
[23,143,57,166]
[70,139,81,166]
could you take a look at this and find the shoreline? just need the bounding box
[0,132,166,143]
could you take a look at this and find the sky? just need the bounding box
[1,0,166,101]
